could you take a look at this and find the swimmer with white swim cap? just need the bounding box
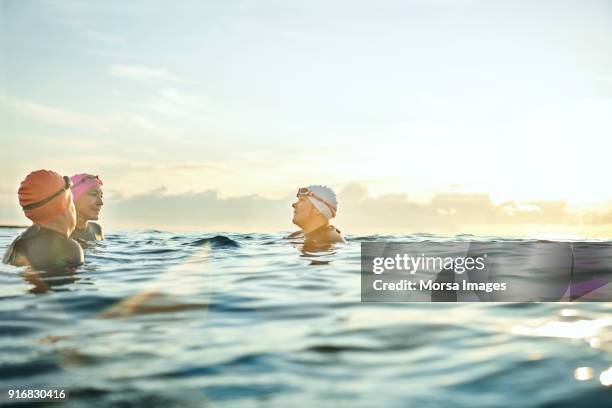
[288,185,345,246]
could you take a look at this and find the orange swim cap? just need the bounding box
[18,170,71,224]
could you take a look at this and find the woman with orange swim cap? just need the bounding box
[69,173,104,243]
[2,170,83,272]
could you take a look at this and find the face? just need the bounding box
[292,196,315,227]
[75,186,104,221]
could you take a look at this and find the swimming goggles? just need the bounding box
[296,187,337,217]
[22,176,71,211]
[73,174,103,187]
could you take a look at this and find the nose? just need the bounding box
[292,201,297,209]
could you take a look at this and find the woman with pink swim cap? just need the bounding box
[69,174,104,243]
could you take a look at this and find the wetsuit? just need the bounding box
[2,225,84,272]
[70,222,103,243]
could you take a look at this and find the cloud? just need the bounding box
[583,210,612,225]
[110,65,198,84]
[100,184,610,235]
[338,182,368,202]
[2,179,611,235]
[6,97,108,131]
[104,189,291,232]
[121,113,178,134]
[107,162,226,172]
[2,94,179,135]
[140,88,214,120]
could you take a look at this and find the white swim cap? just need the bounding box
[300,185,338,220]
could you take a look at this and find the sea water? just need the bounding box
[0,228,610,407]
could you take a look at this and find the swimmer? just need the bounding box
[288,185,345,246]
[69,174,104,242]
[2,170,83,272]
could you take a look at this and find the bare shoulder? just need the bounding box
[326,225,345,243]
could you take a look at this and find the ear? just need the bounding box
[309,203,324,219]
[306,199,320,217]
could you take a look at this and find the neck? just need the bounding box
[76,216,88,230]
[302,218,329,237]
[39,221,70,237]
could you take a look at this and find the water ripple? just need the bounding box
[0,228,610,407]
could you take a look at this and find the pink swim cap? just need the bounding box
[70,174,103,202]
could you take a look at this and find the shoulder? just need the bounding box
[14,228,83,271]
[2,226,41,266]
[16,225,42,242]
[53,236,84,269]
[65,237,85,264]
[88,222,104,239]
[325,225,345,243]
[305,225,345,246]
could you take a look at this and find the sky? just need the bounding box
[1,0,612,235]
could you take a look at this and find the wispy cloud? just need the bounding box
[121,113,178,134]
[110,65,198,85]
[7,97,108,131]
[140,88,214,120]
[2,94,179,135]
